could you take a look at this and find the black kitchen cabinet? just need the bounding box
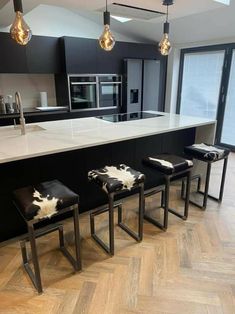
[26,35,61,73]
[0,32,28,73]
[0,32,61,73]
[62,37,165,75]
[63,37,98,74]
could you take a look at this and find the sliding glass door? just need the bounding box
[178,50,225,119]
[220,50,235,147]
[177,44,235,150]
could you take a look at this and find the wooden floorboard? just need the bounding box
[0,154,235,314]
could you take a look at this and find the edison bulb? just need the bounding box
[10,11,32,45]
[159,33,172,56]
[99,25,115,51]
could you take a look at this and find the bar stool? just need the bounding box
[183,143,230,209]
[88,164,145,255]
[13,180,82,293]
[143,154,193,231]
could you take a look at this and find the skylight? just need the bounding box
[213,0,230,5]
[111,15,132,23]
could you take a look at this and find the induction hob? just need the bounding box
[96,111,163,123]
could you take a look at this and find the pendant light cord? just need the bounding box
[106,0,107,12]
[166,4,169,23]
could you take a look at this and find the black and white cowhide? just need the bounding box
[143,154,194,175]
[32,190,59,220]
[88,164,145,194]
[192,143,225,161]
[148,157,193,169]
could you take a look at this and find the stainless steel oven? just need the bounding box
[68,74,122,111]
[98,75,122,108]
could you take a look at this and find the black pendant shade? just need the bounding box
[103,10,110,26]
[163,0,174,6]
[163,21,170,34]
[13,0,23,13]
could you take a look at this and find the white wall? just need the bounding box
[0,74,57,108]
[0,4,135,42]
[165,37,235,114]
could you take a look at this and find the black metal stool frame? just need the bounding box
[90,182,145,256]
[181,156,228,210]
[144,169,192,231]
[17,204,82,293]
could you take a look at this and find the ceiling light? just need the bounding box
[111,15,132,23]
[213,0,230,5]
[99,0,115,52]
[10,0,32,45]
[158,0,173,56]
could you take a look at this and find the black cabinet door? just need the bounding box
[26,35,61,73]
[0,32,27,73]
[96,41,122,74]
[63,37,98,74]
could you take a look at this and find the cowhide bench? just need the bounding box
[13,180,82,293]
[143,154,193,231]
[88,164,145,256]
[182,143,230,209]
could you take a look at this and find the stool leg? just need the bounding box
[138,183,144,241]
[219,157,228,202]
[59,206,82,271]
[73,205,82,271]
[108,193,115,256]
[118,183,144,242]
[184,170,191,219]
[203,162,211,209]
[28,224,43,293]
[163,177,170,230]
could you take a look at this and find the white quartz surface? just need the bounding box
[0,112,216,164]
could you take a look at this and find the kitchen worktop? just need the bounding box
[0,112,216,164]
[0,107,69,117]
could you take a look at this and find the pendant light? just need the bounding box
[99,0,115,51]
[159,0,173,56]
[10,0,32,46]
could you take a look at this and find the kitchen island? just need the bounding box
[0,112,216,243]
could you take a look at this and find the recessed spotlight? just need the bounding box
[213,0,230,5]
[111,15,132,23]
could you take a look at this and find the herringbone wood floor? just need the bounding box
[0,154,235,314]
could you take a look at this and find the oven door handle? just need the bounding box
[71,82,97,85]
[99,82,122,85]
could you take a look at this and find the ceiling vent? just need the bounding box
[98,3,165,21]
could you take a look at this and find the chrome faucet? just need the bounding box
[15,92,26,135]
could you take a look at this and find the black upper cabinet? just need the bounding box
[96,41,122,74]
[0,32,27,73]
[62,37,163,75]
[63,37,98,74]
[26,36,61,73]
[0,32,61,73]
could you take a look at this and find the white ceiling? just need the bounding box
[0,0,234,45]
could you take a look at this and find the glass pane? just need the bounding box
[221,50,235,146]
[99,83,121,107]
[70,84,97,110]
[180,51,225,119]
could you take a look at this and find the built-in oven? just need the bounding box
[98,75,122,108]
[68,74,122,111]
[69,76,97,110]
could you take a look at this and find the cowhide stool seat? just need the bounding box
[143,154,193,231]
[13,180,82,293]
[183,143,230,209]
[88,164,145,255]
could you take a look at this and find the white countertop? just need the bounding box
[0,112,216,164]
